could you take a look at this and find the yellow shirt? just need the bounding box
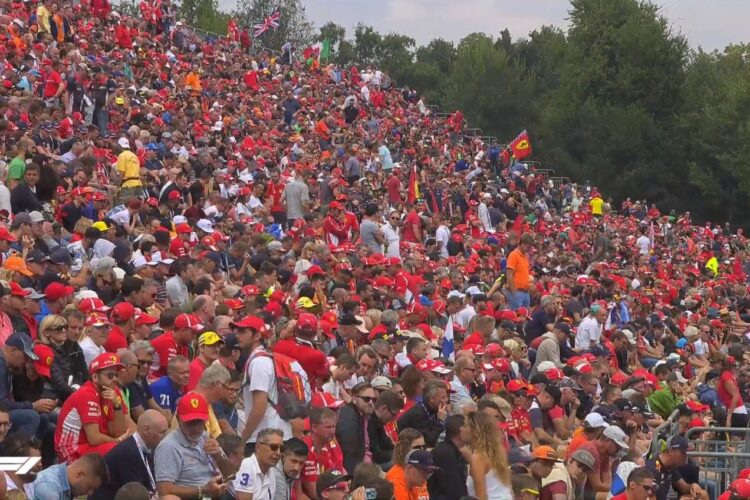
[36,5,51,33]
[589,197,604,215]
[170,405,222,438]
[116,149,142,188]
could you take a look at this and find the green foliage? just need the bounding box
[233,0,314,50]
[178,0,228,34]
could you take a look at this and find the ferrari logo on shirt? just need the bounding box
[45,356,52,366]
[103,405,109,416]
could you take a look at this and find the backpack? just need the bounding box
[249,350,308,421]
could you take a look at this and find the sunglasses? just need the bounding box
[137,360,150,367]
[358,396,376,403]
[259,442,284,452]
[639,483,658,494]
[49,325,67,332]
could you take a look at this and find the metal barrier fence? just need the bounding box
[550,176,570,189]
[686,427,750,494]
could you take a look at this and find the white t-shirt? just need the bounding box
[436,225,450,258]
[109,208,131,227]
[575,316,602,350]
[635,235,651,256]
[242,348,310,443]
[234,454,275,500]
[79,337,105,366]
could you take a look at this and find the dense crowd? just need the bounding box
[0,1,747,500]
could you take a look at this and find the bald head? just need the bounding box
[137,409,169,450]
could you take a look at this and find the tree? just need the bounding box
[233,0,314,51]
[443,35,535,140]
[178,0,228,34]
[416,38,456,75]
[353,24,383,67]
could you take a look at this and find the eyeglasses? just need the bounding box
[638,483,658,494]
[258,442,284,452]
[0,421,10,428]
[49,325,67,332]
[137,360,151,367]
[358,396,376,403]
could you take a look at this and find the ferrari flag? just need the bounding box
[509,129,532,160]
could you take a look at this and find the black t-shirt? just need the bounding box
[645,457,682,500]
[525,308,551,343]
[90,78,116,109]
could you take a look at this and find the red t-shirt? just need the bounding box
[42,70,62,98]
[187,357,208,392]
[55,380,127,463]
[718,369,744,409]
[401,210,421,242]
[273,339,329,388]
[511,406,532,440]
[169,238,189,258]
[577,441,605,490]
[104,325,128,353]
[301,436,345,484]
[386,175,402,204]
[150,332,189,378]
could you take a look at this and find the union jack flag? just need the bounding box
[253,7,281,37]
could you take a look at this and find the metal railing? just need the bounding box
[686,426,750,494]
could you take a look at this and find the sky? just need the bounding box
[223,0,750,51]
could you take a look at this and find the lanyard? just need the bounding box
[133,433,156,492]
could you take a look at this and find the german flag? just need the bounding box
[408,164,420,204]
[509,130,532,160]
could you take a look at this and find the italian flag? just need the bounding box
[306,39,330,62]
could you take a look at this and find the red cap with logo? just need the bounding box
[89,353,124,373]
[174,313,204,331]
[177,392,210,422]
[79,297,110,313]
[110,302,136,322]
[297,313,318,330]
[33,344,55,378]
[231,315,265,332]
[311,392,344,409]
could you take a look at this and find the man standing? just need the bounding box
[336,382,376,474]
[576,305,605,351]
[89,410,169,499]
[282,171,310,228]
[402,199,425,243]
[381,210,401,259]
[506,233,534,310]
[154,392,233,498]
[55,353,136,463]
[272,313,330,389]
[360,204,385,254]
[428,414,469,500]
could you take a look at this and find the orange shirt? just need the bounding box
[506,247,530,291]
[385,465,429,500]
[565,428,589,459]
[185,72,202,91]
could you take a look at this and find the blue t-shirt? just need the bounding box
[212,401,238,431]
[149,376,181,412]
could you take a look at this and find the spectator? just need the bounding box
[369,390,404,467]
[450,356,478,406]
[465,411,512,499]
[169,362,230,438]
[234,427,285,500]
[154,392,233,498]
[187,331,224,391]
[213,369,241,434]
[397,379,449,448]
[302,407,345,499]
[336,382,376,474]
[150,355,189,414]
[40,314,88,402]
[645,436,708,500]
[428,414,469,500]
[0,432,43,497]
[384,429,429,500]
[540,448,596,500]
[54,352,136,463]
[272,437,308,500]
[78,313,110,366]
[89,409,169,500]
[31,453,108,500]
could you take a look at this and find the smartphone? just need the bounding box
[220,473,236,483]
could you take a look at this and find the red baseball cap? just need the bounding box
[223,298,244,311]
[491,358,511,373]
[174,313,204,331]
[506,380,529,394]
[168,190,182,201]
[297,313,318,330]
[92,192,108,202]
[486,343,504,357]
[311,392,344,409]
[177,392,210,422]
[110,302,136,322]
[545,368,564,381]
[231,315,265,331]
[241,285,261,296]
[135,312,159,325]
[78,297,110,313]
[175,223,192,234]
[416,359,452,375]
[89,353,124,373]
[33,343,54,378]
[306,265,325,277]
[85,312,110,327]
[44,282,74,302]
[9,282,29,297]
[328,201,344,210]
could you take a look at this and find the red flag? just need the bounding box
[408,164,420,204]
[509,130,532,160]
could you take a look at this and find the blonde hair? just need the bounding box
[38,314,67,344]
[365,308,382,327]
[467,411,511,485]
[300,242,316,260]
[392,428,423,467]
[73,217,93,236]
